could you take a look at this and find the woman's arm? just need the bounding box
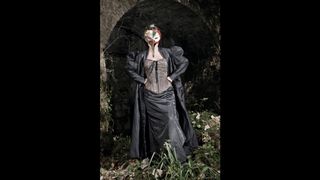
[125,51,145,84]
[168,46,189,81]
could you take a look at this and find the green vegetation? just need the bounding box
[100,111,220,180]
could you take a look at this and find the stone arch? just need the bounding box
[101,0,220,134]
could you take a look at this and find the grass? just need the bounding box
[100,110,220,180]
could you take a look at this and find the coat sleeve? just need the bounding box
[168,46,189,81]
[125,51,145,84]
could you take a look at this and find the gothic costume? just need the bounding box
[125,46,198,162]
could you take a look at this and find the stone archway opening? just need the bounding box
[103,0,220,135]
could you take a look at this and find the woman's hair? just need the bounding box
[144,24,161,37]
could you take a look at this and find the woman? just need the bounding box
[125,24,198,163]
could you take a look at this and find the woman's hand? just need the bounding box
[167,77,173,83]
[144,78,148,84]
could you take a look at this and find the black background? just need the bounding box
[1,0,318,179]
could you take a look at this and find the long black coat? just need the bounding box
[125,46,198,159]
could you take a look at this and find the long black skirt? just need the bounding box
[144,86,187,162]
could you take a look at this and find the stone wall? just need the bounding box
[100,0,220,134]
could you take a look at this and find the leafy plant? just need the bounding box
[100,111,220,180]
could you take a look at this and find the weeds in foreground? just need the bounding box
[100,111,220,180]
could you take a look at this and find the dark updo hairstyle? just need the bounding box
[144,24,162,37]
